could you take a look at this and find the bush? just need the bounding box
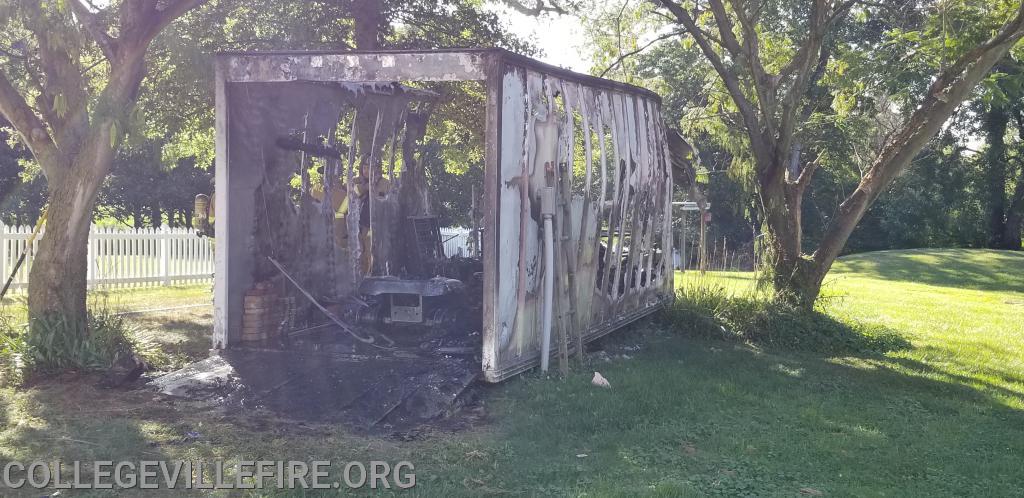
[661,279,909,356]
[0,308,165,384]
[0,317,29,385]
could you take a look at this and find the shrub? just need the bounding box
[1,308,166,384]
[661,278,909,356]
[0,317,29,385]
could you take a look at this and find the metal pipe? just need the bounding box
[540,187,556,373]
[0,205,47,300]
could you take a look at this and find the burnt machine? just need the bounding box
[355,276,466,328]
[349,215,483,333]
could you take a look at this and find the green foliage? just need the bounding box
[1,0,531,230]
[582,0,661,85]
[0,127,46,225]
[847,133,989,251]
[0,308,166,383]
[0,315,28,385]
[422,140,483,227]
[160,124,215,170]
[98,140,212,228]
[662,276,908,356]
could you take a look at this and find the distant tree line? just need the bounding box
[0,121,211,228]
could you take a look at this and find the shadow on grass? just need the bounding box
[836,249,1024,294]
[660,296,911,357]
[486,323,1024,496]
[0,383,182,497]
[1,376,482,497]
[885,352,1024,403]
[133,311,213,366]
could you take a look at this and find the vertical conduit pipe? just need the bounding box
[540,187,556,372]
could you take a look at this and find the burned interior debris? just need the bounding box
[214,73,486,363]
[174,48,674,427]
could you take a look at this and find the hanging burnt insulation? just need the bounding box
[222,81,447,343]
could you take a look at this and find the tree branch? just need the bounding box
[695,25,727,50]
[67,0,118,61]
[777,0,852,84]
[598,29,684,78]
[656,0,770,158]
[0,46,27,60]
[501,0,570,16]
[21,61,60,129]
[725,0,777,137]
[707,0,743,59]
[772,0,834,181]
[22,14,91,147]
[813,1,1024,266]
[793,150,822,194]
[0,69,60,171]
[119,0,206,49]
[150,0,208,36]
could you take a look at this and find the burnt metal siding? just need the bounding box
[212,50,673,380]
[482,61,673,381]
[224,51,489,83]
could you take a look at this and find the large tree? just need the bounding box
[652,0,1024,306]
[0,0,205,325]
[979,55,1024,249]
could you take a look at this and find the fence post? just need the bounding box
[22,225,32,289]
[160,225,171,286]
[0,224,7,287]
[86,225,94,287]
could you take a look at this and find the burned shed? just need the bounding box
[213,49,674,382]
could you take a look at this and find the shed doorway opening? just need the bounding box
[225,78,487,362]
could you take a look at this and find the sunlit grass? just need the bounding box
[0,284,210,325]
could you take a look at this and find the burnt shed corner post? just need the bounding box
[211,49,674,382]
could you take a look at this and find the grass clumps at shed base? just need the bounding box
[664,274,910,356]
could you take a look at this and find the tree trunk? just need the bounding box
[759,156,823,308]
[1005,212,1024,249]
[1005,109,1024,250]
[27,160,107,324]
[26,52,144,327]
[3,1,207,343]
[984,104,1010,248]
[133,207,144,228]
[150,203,162,228]
[351,0,384,50]
[1004,179,1024,249]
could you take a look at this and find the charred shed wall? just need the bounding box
[482,63,674,381]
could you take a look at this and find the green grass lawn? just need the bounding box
[1,284,211,322]
[1,249,1022,496]
[1,284,213,370]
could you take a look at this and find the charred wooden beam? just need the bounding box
[275,136,348,159]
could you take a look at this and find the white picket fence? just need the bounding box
[0,225,473,293]
[440,227,474,258]
[0,225,215,293]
